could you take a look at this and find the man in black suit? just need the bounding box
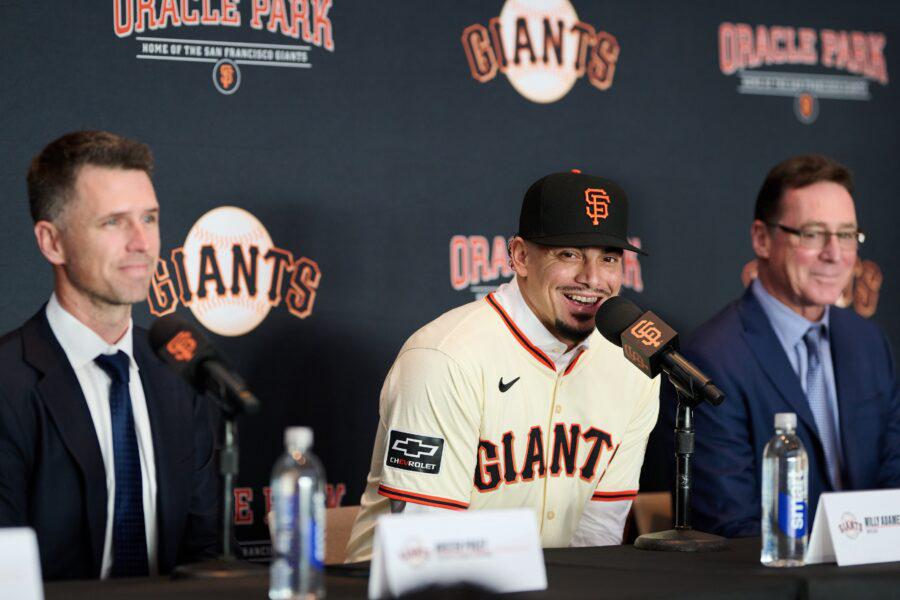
[0,131,218,580]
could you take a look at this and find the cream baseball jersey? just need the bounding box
[346,288,660,562]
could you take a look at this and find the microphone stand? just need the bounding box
[173,381,264,578]
[634,387,728,552]
[221,408,239,560]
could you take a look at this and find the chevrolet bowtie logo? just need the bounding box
[392,438,439,459]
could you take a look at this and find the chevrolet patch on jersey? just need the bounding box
[387,430,444,474]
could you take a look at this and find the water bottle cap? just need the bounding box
[774,412,796,431]
[285,426,313,451]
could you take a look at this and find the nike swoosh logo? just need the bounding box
[498,377,520,393]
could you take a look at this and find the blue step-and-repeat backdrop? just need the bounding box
[1,1,897,557]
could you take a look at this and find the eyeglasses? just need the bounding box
[768,223,865,250]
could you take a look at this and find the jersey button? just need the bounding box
[547,511,556,520]
[554,405,562,414]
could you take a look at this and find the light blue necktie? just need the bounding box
[94,351,149,577]
[803,326,842,490]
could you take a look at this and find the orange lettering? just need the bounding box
[148,259,179,316]
[290,0,312,42]
[449,236,469,290]
[718,22,737,74]
[222,0,241,25]
[114,0,135,37]
[469,235,489,285]
[135,0,155,32]
[250,0,270,29]
[462,24,498,82]
[201,0,221,24]
[181,0,200,25]
[312,0,333,50]
[157,0,181,27]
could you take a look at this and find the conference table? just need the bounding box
[44,538,900,599]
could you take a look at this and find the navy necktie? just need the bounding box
[94,351,149,577]
[803,326,842,490]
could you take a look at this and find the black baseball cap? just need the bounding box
[517,170,647,255]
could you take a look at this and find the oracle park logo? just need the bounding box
[450,235,644,299]
[148,206,321,336]
[461,0,620,104]
[114,0,335,94]
[718,23,889,124]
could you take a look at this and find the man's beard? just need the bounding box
[554,315,594,345]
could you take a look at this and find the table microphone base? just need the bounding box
[172,556,266,579]
[634,528,728,552]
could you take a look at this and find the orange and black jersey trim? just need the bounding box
[562,347,586,375]
[485,293,556,371]
[591,489,638,502]
[377,484,469,511]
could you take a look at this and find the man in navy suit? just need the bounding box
[0,131,218,579]
[661,155,900,537]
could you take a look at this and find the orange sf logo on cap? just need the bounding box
[631,319,662,348]
[166,330,198,362]
[584,188,611,226]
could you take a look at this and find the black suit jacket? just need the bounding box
[0,308,218,580]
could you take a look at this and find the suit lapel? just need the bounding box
[737,289,820,437]
[133,336,179,571]
[828,308,858,487]
[22,310,107,576]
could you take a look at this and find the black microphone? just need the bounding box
[149,315,260,415]
[595,296,725,406]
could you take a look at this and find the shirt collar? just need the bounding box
[750,278,830,349]
[45,293,137,371]
[492,277,590,368]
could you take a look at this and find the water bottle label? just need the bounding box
[309,519,323,570]
[273,493,300,561]
[777,492,807,538]
[312,490,325,568]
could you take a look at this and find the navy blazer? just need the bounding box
[0,308,219,579]
[660,288,900,537]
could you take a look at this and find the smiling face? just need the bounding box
[48,165,160,308]
[510,238,624,348]
[752,180,858,321]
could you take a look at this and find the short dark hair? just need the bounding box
[754,154,853,224]
[27,130,154,223]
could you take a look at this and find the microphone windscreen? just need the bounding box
[595,296,644,347]
[148,313,192,354]
[148,314,215,386]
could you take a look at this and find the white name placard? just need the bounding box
[368,508,547,599]
[806,489,900,566]
[0,527,44,600]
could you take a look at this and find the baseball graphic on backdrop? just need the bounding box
[499,0,580,103]
[182,206,275,336]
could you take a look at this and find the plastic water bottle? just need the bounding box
[269,427,326,599]
[760,412,808,567]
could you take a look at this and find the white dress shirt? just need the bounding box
[45,293,158,578]
[492,278,590,372]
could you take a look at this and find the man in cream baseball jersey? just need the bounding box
[346,171,660,561]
